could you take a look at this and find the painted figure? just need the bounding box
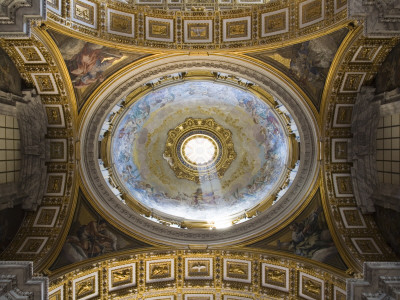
[277,206,337,264]
[111,81,290,221]
[61,219,118,265]
[76,219,117,257]
[67,43,122,88]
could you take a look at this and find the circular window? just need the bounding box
[181,133,218,166]
[164,118,235,183]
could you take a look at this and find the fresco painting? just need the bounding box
[375,42,400,93]
[47,29,148,111]
[0,48,22,95]
[248,28,348,110]
[50,192,152,270]
[110,81,292,222]
[247,190,347,270]
[67,42,122,89]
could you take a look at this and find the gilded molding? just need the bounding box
[44,0,349,52]
[0,27,78,273]
[319,24,399,271]
[163,117,237,183]
[78,54,320,246]
[48,249,348,299]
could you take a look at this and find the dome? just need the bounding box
[3,3,400,299]
[80,55,319,245]
[101,80,298,227]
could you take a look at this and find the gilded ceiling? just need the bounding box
[0,0,400,299]
[44,0,349,51]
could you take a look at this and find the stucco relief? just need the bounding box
[0,0,46,37]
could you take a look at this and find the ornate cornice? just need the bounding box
[49,249,348,300]
[347,261,400,299]
[0,0,46,37]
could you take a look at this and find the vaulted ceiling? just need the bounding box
[0,0,400,299]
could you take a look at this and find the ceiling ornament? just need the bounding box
[45,0,348,52]
[348,0,400,37]
[0,261,48,299]
[164,117,236,183]
[79,55,320,245]
[48,249,348,300]
[319,26,399,270]
[103,79,292,227]
[0,27,78,271]
[1,14,399,277]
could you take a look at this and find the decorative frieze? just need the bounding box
[49,250,348,299]
[44,0,347,51]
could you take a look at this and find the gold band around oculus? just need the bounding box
[163,117,236,183]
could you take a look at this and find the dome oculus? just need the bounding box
[182,134,217,165]
[164,118,236,183]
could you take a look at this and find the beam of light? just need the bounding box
[197,163,233,229]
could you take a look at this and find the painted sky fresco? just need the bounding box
[110,81,291,222]
[48,29,148,111]
[50,191,152,270]
[247,190,347,270]
[248,28,348,110]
